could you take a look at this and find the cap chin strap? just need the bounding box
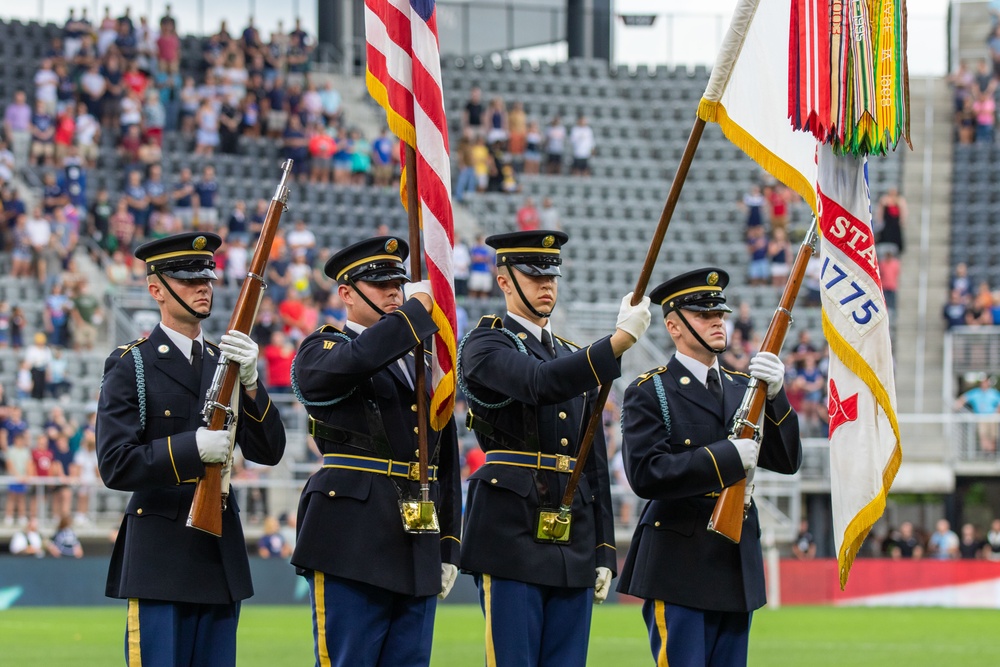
[674,309,727,355]
[505,264,554,319]
[153,269,211,320]
[347,277,387,318]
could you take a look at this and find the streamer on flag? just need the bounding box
[817,145,900,589]
[789,0,910,156]
[365,0,457,430]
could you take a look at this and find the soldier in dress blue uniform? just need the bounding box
[459,230,651,667]
[290,236,461,667]
[616,268,802,667]
[96,232,286,667]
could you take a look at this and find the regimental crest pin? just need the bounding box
[542,235,555,248]
[158,344,169,353]
[707,272,719,286]
[193,236,207,250]
[385,238,398,253]
[517,332,527,340]
[679,376,691,385]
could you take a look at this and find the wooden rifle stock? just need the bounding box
[707,220,818,543]
[187,160,293,536]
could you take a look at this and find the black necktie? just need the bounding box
[706,367,724,407]
[191,339,203,373]
[541,329,556,358]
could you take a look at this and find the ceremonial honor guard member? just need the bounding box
[459,230,651,666]
[617,268,801,667]
[96,232,286,666]
[290,236,461,667]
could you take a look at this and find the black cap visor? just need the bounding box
[343,259,409,284]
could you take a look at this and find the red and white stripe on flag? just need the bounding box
[817,145,900,589]
[365,0,458,430]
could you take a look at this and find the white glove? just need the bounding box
[594,566,613,604]
[439,563,459,600]
[744,466,755,505]
[616,292,652,340]
[730,438,759,470]
[403,280,433,300]
[219,330,259,387]
[749,351,784,400]
[196,427,233,463]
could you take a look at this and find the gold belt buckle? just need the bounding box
[308,416,317,437]
[555,455,571,473]
[408,462,421,481]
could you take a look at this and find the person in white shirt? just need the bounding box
[34,59,60,114]
[10,518,44,556]
[569,115,596,176]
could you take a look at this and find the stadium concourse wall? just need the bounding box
[4,557,1000,608]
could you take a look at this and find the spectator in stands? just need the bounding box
[26,332,54,399]
[371,128,394,187]
[49,424,76,519]
[157,16,181,73]
[720,328,751,374]
[795,354,825,436]
[46,514,84,558]
[955,374,1000,453]
[741,185,766,232]
[194,96,221,156]
[282,114,310,182]
[973,90,996,143]
[516,197,540,231]
[0,302,11,348]
[959,522,985,559]
[9,517,43,555]
[178,76,200,134]
[109,198,136,252]
[257,515,291,559]
[263,330,295,394]
[250,295,280,347]
[124,169,151,237]
[765,184,792,234]
[888,521,924,559]
[462,86,485,138]
[792,519,817,559]
[218,95,242,155]
[287,218,317,263]
[485,96,508,145]
[30,99,56,167]
[34,58,59,115]
[768,227,792,287]
[927,519,960,560]
[879,245,901,313]
[523,120,543,175]
[544,114,566,174]
[538,196,561,231]
[308,125,336,184]
[332,126,354,185]
[350,130,372,186]
[71,279,102,351]
[171,166,196,228]
[875,187,907,255]
[987,518,1000,561]
[4,431,34,526]
[10,305,26,349]
[43,282,73,349]
[507,100,527,169]
[194,164,220,230]
[964,281,993,326]
[467,235,495,298]
[142,89,167,146]
[4,90,33,170]
[746,225,769,286]
[973,58,996,97]
[569,115,596,176]
[41,172,69,215]
[731,302,756,344]
[943,289,969,330]
[453,236,471,297]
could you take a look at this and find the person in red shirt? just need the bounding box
[308,126,336,184]
[31,432,56,521]
[879,245,900,313]
[262,330,295,393]
[122,60,148,98]
[515,196,540,231]
[764,184,791,234]
[53,111,75,164]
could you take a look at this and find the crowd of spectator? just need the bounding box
[874,518,1000,561]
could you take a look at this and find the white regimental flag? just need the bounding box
[817,144,901,589]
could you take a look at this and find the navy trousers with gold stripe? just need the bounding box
[307,571,437,667]
[124,598,240,667]
[477,574,592,667]
[642,600,751,667]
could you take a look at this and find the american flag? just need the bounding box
[365,0,457,430]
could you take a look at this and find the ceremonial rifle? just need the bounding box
[539,118,708,541]
[707,219,818,543]
[187,160,293,536]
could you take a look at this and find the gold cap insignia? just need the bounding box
[707,272,719,286]
[385,239,398,253]
[542,235,555,248]
[679,376,691,385]
[193,236,207,250]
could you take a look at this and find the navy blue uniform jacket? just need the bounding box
[459,314,620,588]
[97,324,286,604]
[290,299,461,597]
[616,357,801,612]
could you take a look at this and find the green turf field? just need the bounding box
[2,604,998,665]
